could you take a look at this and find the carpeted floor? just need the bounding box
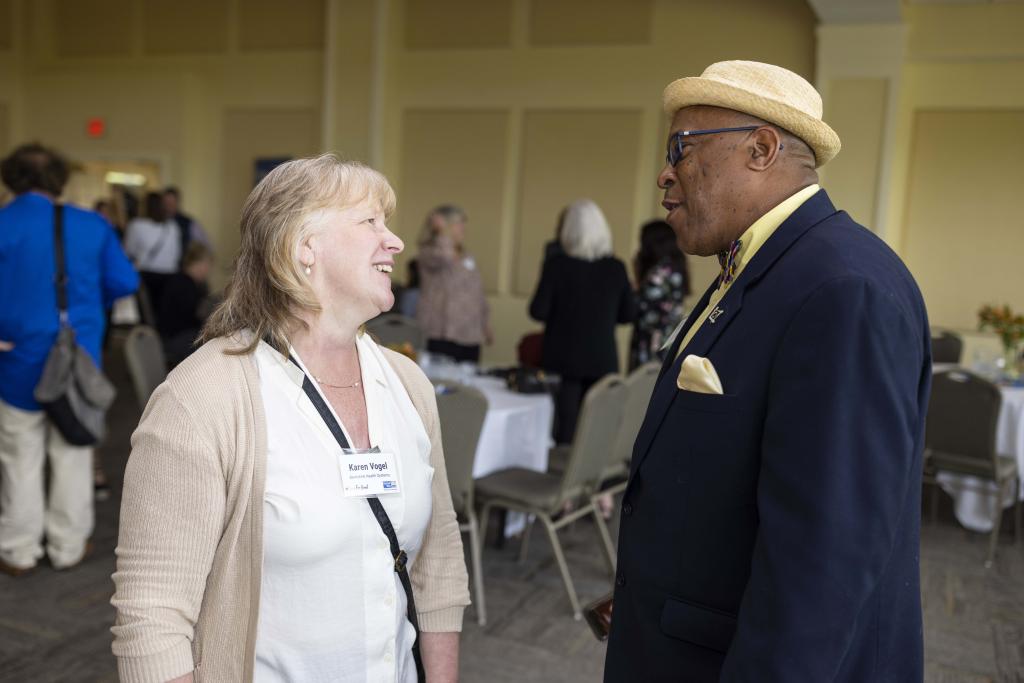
[1,338,1022,682]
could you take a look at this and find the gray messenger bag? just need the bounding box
[34,204,116,446]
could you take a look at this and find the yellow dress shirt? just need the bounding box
[674,184,820,358]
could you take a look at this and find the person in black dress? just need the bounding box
[158,242,213,367]
[529,199,636,444]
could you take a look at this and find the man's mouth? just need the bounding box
[373,263,393,274]
[662,198,684,215]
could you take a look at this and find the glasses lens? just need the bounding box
[667,134,681,167]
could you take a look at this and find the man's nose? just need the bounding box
[657,164,676,190]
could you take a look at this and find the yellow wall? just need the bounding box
[1,0,819,368]
[885,4,1024,339]
[379,0,817,364]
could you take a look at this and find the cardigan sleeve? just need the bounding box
[111,382,226,682]
[383,349,471,632]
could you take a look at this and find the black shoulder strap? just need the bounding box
[288,353,426,683]
[52,204,69,326]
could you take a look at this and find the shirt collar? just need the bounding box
[716,184,820,289]
[259,331,388,391]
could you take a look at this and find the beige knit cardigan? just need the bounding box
[111,335,470,683]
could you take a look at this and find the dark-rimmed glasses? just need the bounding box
[665,125,760,167]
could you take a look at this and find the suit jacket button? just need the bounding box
[615,574,626,587]
[622,502,633,516]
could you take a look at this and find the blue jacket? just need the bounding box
[605,191,930,682]
[0,193,138,410]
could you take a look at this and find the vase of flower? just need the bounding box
[978,304,1024,380]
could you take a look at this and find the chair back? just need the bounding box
[435,383,488,515]
[612,362,660,465]
[926,370,1001,471]
[366,313,425,349]
[930,331,963,364]
[124,325,167,410]
[556,374,626,507]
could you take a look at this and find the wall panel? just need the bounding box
[529,0,653,47]
[240,0,325,51]
[0,0,12,51]
[822,77,888,226]
[54,0,132,57]
[902,109,1024,329]
[143,0,229,55]
[221,109,321,256]
[396,109,510,294]
[405,0,512,50]
[514,109,643,296]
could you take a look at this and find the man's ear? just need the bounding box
[747,126,783,172]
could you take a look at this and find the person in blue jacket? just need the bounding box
[0,143,138,575]
[605,61,931,682]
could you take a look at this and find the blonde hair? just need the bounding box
[418,204,467,247]
[560,199,613,261]
[201,154,397,355]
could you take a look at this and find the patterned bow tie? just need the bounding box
[717,239,742,287]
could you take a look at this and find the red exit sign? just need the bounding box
[86,118,105,138]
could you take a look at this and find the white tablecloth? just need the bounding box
[938,384,1024,532]
[462,376,554,478]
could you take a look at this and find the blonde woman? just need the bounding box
[111,155,469,682]
[416,205,491,363]
[529,199,636,444]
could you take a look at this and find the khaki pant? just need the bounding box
[0,398,93,569]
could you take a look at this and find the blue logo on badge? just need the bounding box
[383,481,396,489]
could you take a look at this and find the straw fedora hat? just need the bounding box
[662,60,841,167]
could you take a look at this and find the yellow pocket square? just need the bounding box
[676,355,724,394]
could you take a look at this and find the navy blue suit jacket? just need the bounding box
[604,191,930,682]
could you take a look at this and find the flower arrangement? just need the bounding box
[978,304,1024,350]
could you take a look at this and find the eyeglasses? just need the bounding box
[665,125,760,167]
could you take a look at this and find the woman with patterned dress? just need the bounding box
[628,220,690,371]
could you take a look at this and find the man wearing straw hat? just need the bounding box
[605,61,930,681]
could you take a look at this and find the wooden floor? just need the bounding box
[1,343,1023,682]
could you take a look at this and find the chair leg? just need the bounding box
[517,516,534,564]
[466,508,487,626]
[591,498,617,576]
[539,513,582,620]
[985,484,1005,569]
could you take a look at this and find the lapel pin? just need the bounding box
[709,306,725,323]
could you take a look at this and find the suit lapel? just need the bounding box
[628,190,839,486]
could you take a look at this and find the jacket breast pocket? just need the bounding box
[659,597,738,654]
[672,389,742,414]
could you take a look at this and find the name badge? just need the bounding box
[339,447,401,497]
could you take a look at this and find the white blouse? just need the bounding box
[253,335,435,683]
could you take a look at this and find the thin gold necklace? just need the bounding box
[313,375,361,389]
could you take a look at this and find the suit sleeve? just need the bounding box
[528,259,555,322]
[720,277,925,681]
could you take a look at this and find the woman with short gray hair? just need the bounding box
[111,154,469,683]
[529,199,636,444]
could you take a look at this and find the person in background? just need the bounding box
[398,258,421,319]
[628,219,690,370]
[112,155,468,682]
[123,191,180,310]
[0,143,138,576]
[163,186,213,252]
[542,207,567,262]
[157,241,214,368]
[529,199,636,444]
[416,205,492,363]
[93,198,124,241]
